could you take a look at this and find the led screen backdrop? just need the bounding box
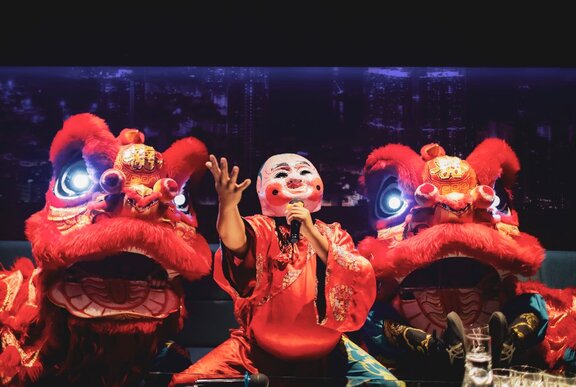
[0,67,574,249]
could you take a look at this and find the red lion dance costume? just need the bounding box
[357,139,576,381]
[0,114,212,386]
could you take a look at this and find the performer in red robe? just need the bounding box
[172,153,400,386]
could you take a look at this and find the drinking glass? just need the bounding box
[541,371,574,387]
[462,333,492,387]
[509,365,543,387]
[492,368,514,387]
[465,322,489,336]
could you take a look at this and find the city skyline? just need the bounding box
[1,67,575,248]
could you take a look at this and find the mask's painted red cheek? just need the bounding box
[265,182,289,206]
[307,178,323,201]
[307,190,322,202]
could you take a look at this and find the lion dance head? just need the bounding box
[2,113,211,385]
[358,138,545,333]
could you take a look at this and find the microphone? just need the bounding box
[288,198,304,243]
[194,373,269,386]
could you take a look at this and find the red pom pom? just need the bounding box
[118,128,145,145]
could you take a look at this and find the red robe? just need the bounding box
[173,215,377,384]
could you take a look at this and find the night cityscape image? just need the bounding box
[0,67,575,249]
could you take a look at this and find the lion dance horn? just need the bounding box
[161,136,209,189]
[466,138,520,189]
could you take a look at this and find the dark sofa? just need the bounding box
[2,240,575,362]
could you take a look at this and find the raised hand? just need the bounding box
[205,154,251,209]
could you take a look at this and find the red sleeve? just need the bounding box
[317,221,377,332]
[213,215,274,299]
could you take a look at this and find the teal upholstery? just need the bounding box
[536,250,576,289]
[0,240,34,268]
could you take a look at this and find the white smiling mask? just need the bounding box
[256,153,324,217]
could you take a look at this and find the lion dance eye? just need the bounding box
[153,178,179,203]
[471,185,495,209]
[376,177,407,218]
[99,169,125,194]
[173,190,190,214]
[55,159,94,198]
[414,183,438,207]
[491,178,512,215]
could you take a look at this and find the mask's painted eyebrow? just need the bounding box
[295,161,311,168]
[272,162,290,169]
